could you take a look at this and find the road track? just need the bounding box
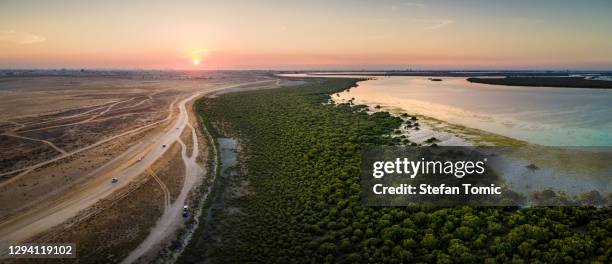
[1,133,67,155]
[148,168,171,212]
[0,80,277,245]
[16,97,139,133]
[121,80,283,263]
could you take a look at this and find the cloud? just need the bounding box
[413,19,455,30]
[0,30,46,44]
[385,1,425,11]
[401,2,426,8]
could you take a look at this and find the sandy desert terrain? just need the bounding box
[0,71,286,262]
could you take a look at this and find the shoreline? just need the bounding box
[331,78,528,147]
[331,78,610,203]
[170,77,611,262]
[287,73,612,147]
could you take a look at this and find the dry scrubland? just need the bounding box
[0,76,181,221]
[0,77,187,173]
[0,72,280,262]
[14,142,186,264]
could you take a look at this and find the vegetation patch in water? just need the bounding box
[467,77,612,89]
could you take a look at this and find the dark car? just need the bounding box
[182,205,189,218]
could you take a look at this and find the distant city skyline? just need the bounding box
[1,0,611,70]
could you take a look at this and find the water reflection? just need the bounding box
[332,76,612,146]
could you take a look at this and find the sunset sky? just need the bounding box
[1,0,611,70]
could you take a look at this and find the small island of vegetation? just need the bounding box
[467,77,612,89]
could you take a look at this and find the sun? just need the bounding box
[192,58,200,65]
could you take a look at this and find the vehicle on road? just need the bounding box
[111,177,118,183]
[182,205,189,218]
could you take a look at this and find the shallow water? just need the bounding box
[486,147,612,198]
[334,76,612,146]
[218,138,238,175]
[280,74,611,201]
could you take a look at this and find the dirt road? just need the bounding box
[0,80,280,245]
[1,133,67,154]
[122,127,202,263]
[0,92,193,242]
[122,79,283,263]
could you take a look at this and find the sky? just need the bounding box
[1,0,611,70]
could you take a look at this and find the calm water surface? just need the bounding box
[335,76,612,146]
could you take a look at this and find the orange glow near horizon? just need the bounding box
[1,1,611,70]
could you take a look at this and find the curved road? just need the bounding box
[0,80,279,245]
[0,92,196,242]
[123,79,282,263]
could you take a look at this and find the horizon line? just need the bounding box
[2,68,612,72]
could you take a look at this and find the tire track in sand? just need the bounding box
[148,168,171,212]
[1,133,67,155]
